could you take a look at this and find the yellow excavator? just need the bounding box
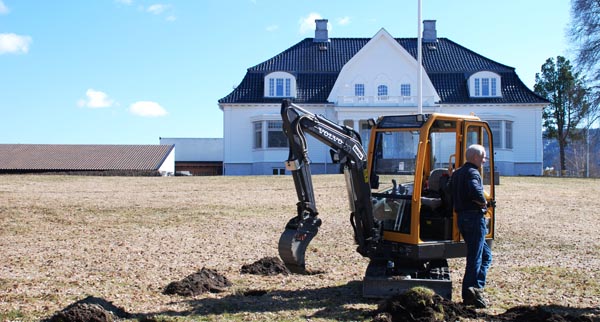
[278,99,496,299]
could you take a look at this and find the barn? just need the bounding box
[0,144,175,176]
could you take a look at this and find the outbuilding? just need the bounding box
[0,144,175,176]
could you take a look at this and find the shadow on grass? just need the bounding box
[137,280,379,321]
[44,286,600,321]
[484,304,600,322]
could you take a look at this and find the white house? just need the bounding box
[218,20,548,176]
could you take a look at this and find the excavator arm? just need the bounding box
[278,100,379,273]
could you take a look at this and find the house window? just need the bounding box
[253,122,263,149]
[489,120,502,148]
[355,84,365,97]
[469,72,501,98]
[505,121,513,149]
[276,78,284,96]
[267,121,288,148]
[360,121,372,152]
[269,77,291,97]
[268,79,275,96]
[264,72,296,98]
[377,85,388,100]
[487,120,513,150]
[481,78,490,96]
[401,84,411,97]
[272,168,285,175]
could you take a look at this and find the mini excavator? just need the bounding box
[278,99,496,299]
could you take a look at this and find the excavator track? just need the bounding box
[363,259,453,299]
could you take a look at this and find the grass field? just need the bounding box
[0,175,599,321]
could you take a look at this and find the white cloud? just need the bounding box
[166,15,176,22]
[115,0,133,5]
[147,4,170,15]
[299,12,323,35]
[266,25,279,32]
[0,33,32,54]
[0,0,9,14]
[337,16,351,26]
[77,89,115,108]
[129,101,168,117]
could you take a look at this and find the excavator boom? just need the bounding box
[278,100,379,272]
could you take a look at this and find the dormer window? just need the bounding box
[469,71,501,98]
[264,72,296,98]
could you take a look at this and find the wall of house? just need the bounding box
[159,138,223,161]
[222,104,336,175]
[442,104,544,176]
[328,29,439,106]
[158,148,175,175]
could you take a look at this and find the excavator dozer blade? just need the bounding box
[278,227,318,274]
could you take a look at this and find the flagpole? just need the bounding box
[417,0,423,114]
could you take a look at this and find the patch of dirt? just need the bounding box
[373,288,598,322]
[240,256,290,275]
[241,289,268,296]
[163,267,231,296]
[373,287,477,322]
[493,306,598,322]
[44,296,130,322]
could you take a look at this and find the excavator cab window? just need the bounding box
[370,126,422,236]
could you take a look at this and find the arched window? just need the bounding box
[468,71,501,98]
[264,72,297,98]
[377,85,388,100]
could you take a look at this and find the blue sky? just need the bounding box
[0,0,571,144]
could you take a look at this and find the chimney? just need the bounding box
[423,20,437,42]
[314,19,329,43]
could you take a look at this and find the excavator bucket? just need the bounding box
[278,216,321,274]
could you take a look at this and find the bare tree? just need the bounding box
[570,0,600,109]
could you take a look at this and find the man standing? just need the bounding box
[451,144,492,308]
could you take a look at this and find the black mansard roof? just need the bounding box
[219,37,547,105]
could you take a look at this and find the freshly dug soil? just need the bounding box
[373,287,477,322]
[44,296,130,322]
[240,256,290,276]
[493,306,598,322]
[163,267,231,296]
[374,288,598,322]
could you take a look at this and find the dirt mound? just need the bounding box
[373,287,477,322]
[163,267,231,296]
[240,257,290,276]
[44,296,130,322]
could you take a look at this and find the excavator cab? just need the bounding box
[368,113,495,245]
[364,113,496,298]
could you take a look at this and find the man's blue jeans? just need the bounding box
[458,211,492,299]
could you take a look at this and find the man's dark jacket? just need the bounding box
[451,162,487,213]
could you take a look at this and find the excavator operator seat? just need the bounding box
[428,168,449,192]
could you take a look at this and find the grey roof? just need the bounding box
[219,37,548,105]
[0,144,174,171]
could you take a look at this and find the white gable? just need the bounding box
[327,28,440,106]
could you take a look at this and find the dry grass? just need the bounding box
[0,175,599,321]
